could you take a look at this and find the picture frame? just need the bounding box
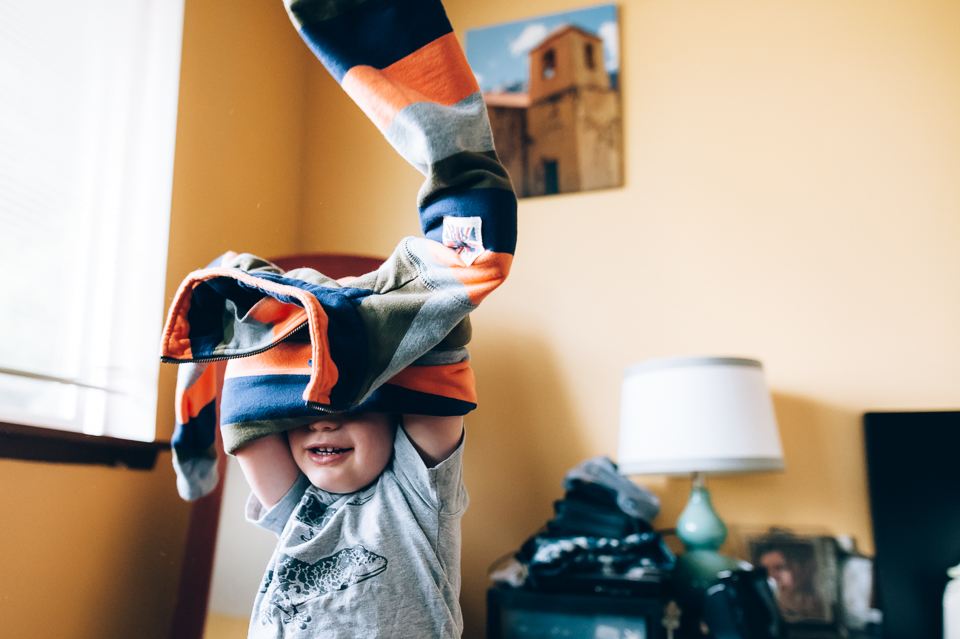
[745,529,843,633]
[465,4,623,199]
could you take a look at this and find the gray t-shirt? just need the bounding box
[245,426,468,639]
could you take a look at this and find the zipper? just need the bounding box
[306,402,346,414]
[161,322,349,412]
[160,321,308,364]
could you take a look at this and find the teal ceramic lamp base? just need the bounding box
[672,473,744,602]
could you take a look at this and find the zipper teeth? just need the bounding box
[160,321,308,364]
[306,402,345,414]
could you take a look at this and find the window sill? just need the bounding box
[0,421,170,470]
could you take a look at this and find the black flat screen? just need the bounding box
[864,410,960,639]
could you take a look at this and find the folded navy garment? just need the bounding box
[563,456,662,523]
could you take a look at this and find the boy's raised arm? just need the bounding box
[402,414,463,468]
[235,433,302,510]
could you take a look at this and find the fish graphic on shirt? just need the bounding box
[268,544,388,623]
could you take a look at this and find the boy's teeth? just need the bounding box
[313,446,345,454]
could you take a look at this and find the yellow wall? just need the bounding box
[8,0,954,636]
[296,0,960,637]
[0,0,309,636]
[0,458,187,638]
[299,62,424,256]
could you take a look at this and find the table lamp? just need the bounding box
[618,356,785,598]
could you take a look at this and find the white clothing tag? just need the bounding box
[441,216,485,266]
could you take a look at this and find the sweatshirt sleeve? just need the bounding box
[163,0,516,501]
[284,0,517,270]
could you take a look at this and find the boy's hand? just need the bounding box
[402,414,464,468]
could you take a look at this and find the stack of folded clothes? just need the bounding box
[493,457,675,597]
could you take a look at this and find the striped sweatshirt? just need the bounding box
[160,0,517,501]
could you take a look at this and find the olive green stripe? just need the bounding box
[418,150,514,210]
[355,298,422,400]
[222,416,324,454]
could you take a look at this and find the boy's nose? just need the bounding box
[308,418,341,432]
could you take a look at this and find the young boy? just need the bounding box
[237,412,466,637]
[160,0,516,636]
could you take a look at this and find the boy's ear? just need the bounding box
[438,317,472,349]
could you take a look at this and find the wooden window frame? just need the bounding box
[0,421,169,470]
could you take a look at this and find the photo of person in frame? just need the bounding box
[749,533,838,624]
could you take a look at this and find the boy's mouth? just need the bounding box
[306,446,353,464]
[310,446,350,455]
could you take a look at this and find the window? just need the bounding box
[542,49,556,80]
[0,1,185,442]
[585,43,596,70]
[543,160,560,195]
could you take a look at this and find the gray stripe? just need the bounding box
[625,356,762,377]
[412,347,470,366]
[175,361,209,395]
[385,93,495,175]
[223,298,276,352]
[618,457,785,476]
[404,237,476,306]
[173,448,219,501]
[359,291,473,402]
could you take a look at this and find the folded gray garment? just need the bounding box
[563,456,661,523]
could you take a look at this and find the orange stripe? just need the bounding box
[177,363,221,424]
[224,342,313,379]
[162,277,194,359]
[161,268,337,405]
[341,33,479,132]
[387,361,477,404]
[164,252,241,360]
[425,245,514,306]
[248,298,308,339]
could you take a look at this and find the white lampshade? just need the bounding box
[618,356,784,475]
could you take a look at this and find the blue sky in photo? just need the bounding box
[465,4,619,94]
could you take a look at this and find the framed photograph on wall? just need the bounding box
[465,4,623,198]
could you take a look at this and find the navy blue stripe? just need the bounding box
[185,280,238,357]
[353,383,476,416]
[420,188,518,255]
[239,274,373,407]
[186,274,374,406]
[220,376,476,425]
[172,401,218,456]
[293,0,452,82]
[220,375,328,424]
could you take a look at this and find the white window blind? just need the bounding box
[0,0,184,440]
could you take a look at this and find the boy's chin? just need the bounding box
[306,471,367,494]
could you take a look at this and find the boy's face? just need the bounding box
[287,413,396,494]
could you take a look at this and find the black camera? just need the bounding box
[701,569,785,639]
